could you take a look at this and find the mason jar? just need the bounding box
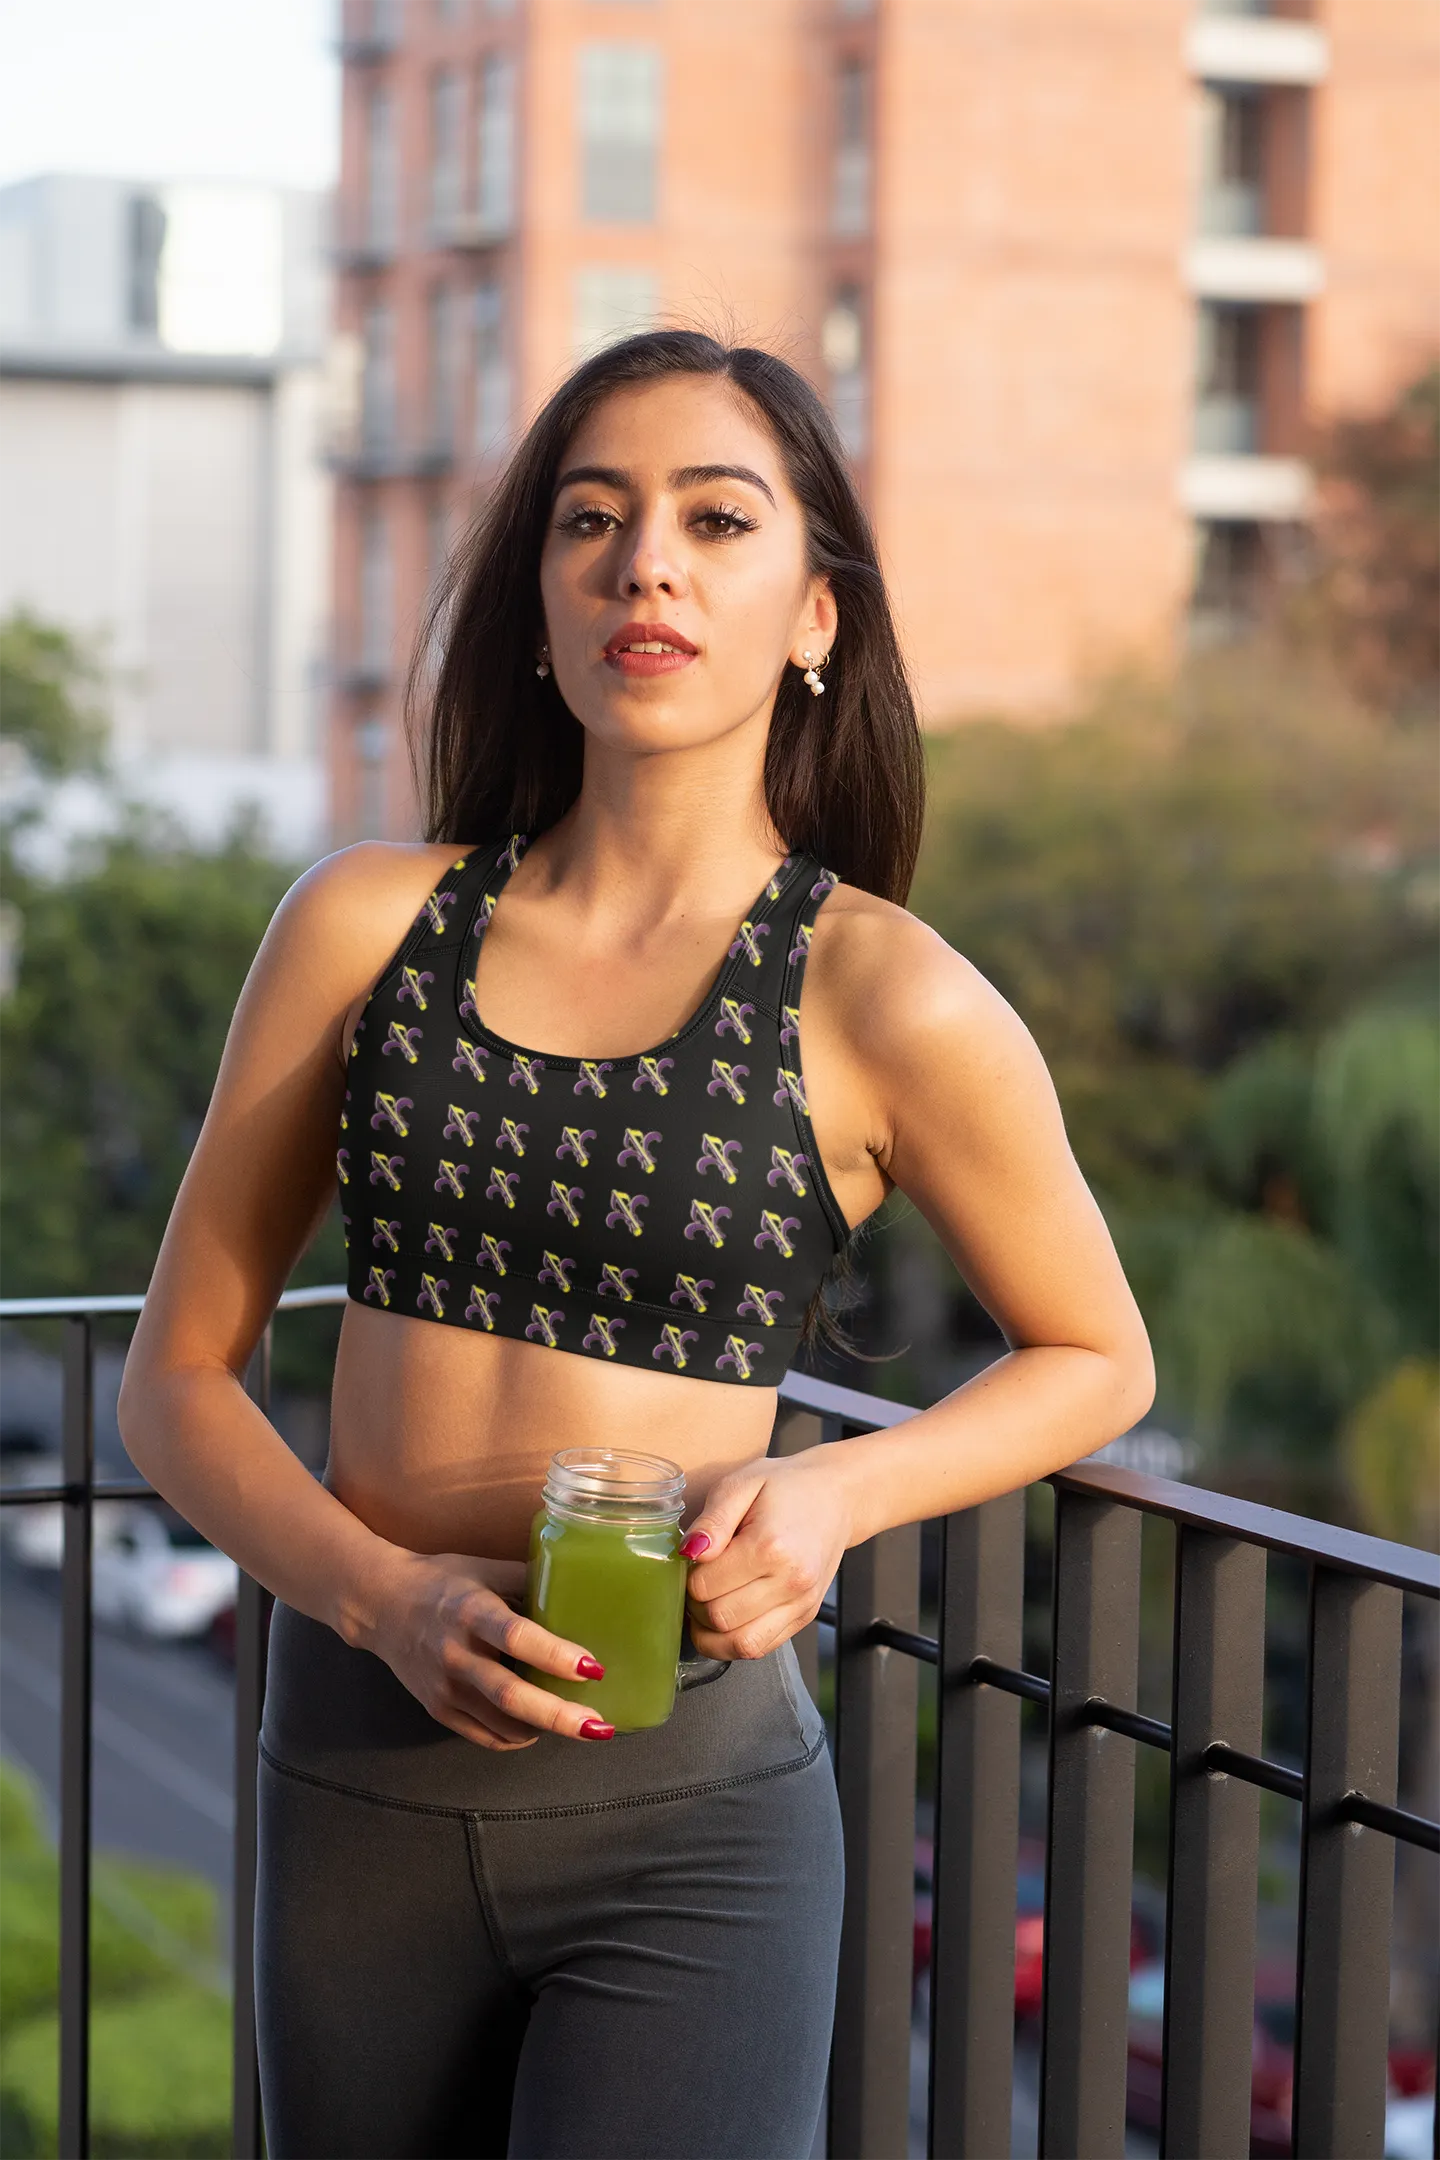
[524,1447,689,1731]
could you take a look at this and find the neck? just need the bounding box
[525,743,791,929]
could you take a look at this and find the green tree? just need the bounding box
[902,645,1438,1478]
[0,611,343,1389]
[0,610,108,784]
[1303,362,1440,724]
[913,647,1436,1204]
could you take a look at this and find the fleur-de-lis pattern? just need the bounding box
[338,834,850,1382]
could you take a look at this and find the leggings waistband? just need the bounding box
[259,1602,827,1816]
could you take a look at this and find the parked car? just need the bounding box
[1125,1957,1436,2159]
[0,1448,66,1567]
[90,1505,238,1640]
[1385,2090,1438,2160]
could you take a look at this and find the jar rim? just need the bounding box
[545,1446,686,1506]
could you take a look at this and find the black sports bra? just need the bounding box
[337,833,852,1386]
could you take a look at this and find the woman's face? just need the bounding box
[537,374,837,755]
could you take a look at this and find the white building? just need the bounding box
[0,175,333,860]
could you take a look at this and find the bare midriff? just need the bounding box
[324,1302,778,1563]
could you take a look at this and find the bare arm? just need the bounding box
[118,843,617,1747]
[685,908,1156,1657]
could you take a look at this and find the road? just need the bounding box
[0,1552,236,1928]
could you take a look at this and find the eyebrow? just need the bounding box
[552,462,777,509]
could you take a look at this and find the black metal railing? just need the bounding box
[2,1292,1436,2160]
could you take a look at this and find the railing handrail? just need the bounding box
[7,1288,1436,1596]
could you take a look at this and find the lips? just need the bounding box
[601,621,698,679]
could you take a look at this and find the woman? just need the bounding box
[118,330,1154,2159]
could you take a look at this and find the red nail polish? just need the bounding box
[576,1655,605,1679]
[580,1717,615,1739]
[680,1532,710,1560]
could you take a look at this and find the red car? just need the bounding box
[1125,1957,1435,2156]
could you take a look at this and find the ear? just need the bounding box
[790,576,838,669]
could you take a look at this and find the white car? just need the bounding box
[91,1506,238,1640]
[1386,2093,1436,2160]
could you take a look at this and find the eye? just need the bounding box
[556,503,621,538]
[692,503,759,539]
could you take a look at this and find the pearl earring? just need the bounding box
[802,649,830,697]
[535,644,551,680]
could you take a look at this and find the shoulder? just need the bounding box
[271,840,477,958]
[245,839,479,1012]
[808,879,1046,1129]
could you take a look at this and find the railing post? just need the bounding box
[928,1491,1024,2160]
[233,1325,275,2160]
[1162,1529,1267,2159]
[1038,1487,1140,2160]
[59,1315,94,2160]
[829,1518,920,2160]
[1293,1565,1403,2159]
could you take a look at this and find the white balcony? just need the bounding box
[1186,16,1329,87]
[1186,236,1324,303]
[1181,455,1313,521]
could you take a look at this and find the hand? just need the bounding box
[681,1451,854,1662]
[367,1551,615,1750]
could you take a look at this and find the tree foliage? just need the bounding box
[0,823,303,1299]
[908,642,1438,1476]
[0,610,108,783]
[1305,363,1440,723]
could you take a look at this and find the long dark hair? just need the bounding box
[406,327,924,1362]
[411,328,925,896]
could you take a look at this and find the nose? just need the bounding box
[616,506,689,601]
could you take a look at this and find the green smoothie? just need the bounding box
[525,1508,689,1730]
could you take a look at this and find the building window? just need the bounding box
[359,509,394,675]
[127,193,166,334]
[355,714,391,841]
[822,287,867,458]
[430,71,465,235]
[579,46,661,223]
[366,85,399,251]
[573,267,659,358]
[476,51,516,235]
[1196,87,1264,237]
[361,302,397,449]
[428,286,463,449]
[833,58,870,236]
[474,277,511,452]
[1189,520,1264,644]
[1194,303,1260,455]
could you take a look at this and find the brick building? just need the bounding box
[327,0,1439,842]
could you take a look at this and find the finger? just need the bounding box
[435,1702,539,1751]
[445,1647,617,1742]
[686,1596,819,1664]
[464,1597,606,1683]
[678,1468,769,1566]
[687,1569,798,1640]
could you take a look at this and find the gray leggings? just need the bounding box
[255,1602,845,2159]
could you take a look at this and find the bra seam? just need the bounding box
[344,1274,804,1336]
[780,872,853,1254]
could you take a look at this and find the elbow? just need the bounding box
[116,1344,176,1481]
[115,1357,152,1477]
[1114,1328,1157,1434]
